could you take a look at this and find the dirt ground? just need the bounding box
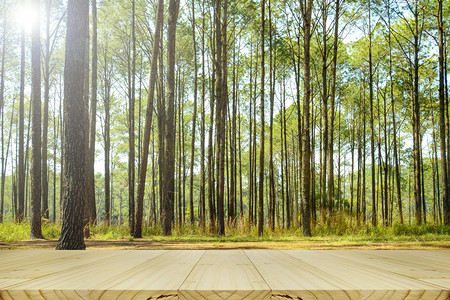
[1,239,449,250]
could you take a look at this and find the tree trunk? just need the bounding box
[199,0,206,229]
[327,0,340,221]
[215,0,226,236]
[301,0,313,236]
[368,0,376,227]
[18,0,26,222]
[0,6,6,223]
[88,0,98,225]
[258,0,265,236]
[438,0,449,225]
[104,74,111,226]
[189,0,198,225]
[388,0,402,224]
[129,0,137,236]
[320,0,328,224]
[30,0,43,239]
[412,1,422,225]
[56,0,89,250]
[41,0,52,221]
[161,0,180,235]
[135,0,164,237]
[268,0,275,231]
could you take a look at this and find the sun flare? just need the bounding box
[14,1,39,33]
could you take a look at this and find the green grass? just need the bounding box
[0,219,448,246]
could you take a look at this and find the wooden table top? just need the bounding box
[0,250,449,299]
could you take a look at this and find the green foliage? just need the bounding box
[0,222,61,243]
[0,222,448,245]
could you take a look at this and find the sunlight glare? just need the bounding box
[14,1,39,33]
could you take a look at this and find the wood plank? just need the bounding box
[179,250,270,300]
[0,250,125,288]
[0,289,88,300]
[3,250,167,291]
[0,250,85,271]
[323,250,450,289]
[89,249,204,299]
[285,250,447,289]
[1,249,449,300]
[245,250,361,300]
[411,250,450,261]
[283,250,449,299]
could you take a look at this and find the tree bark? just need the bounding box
[438,0,449,225]
[88,0,98,225]
[327,0,340,221]
[128,0,137,235]
[412,1,422,225]
[41,0,52,221]
[135,0,164,236]
[189,0,198,225]
[300,0,313,236]
[268,0,275,231]
[258,0,265,236]
[161,0,180,235]
[30,0,43,239]
[0,6,6,223]
[215,0,226,236]
[368,0,376,227]
[18,0,26,223]
[56,0,89,250]
[104,73,111,226]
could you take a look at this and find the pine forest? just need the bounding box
[0,0,449,249]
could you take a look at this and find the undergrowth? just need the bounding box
[0,217,448,244]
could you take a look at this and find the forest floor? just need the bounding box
[1,237,449,250]
[1,223,449,250]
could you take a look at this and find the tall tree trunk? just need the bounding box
[258,0,265,236]
[53,98,58,223]
[280,81,285,228]
[181,76,187,225]
[412,1,422,225]
[388,0,402,224]
[104,74,111,226]
[80,0,90,237]
[300,0,313,236]
[30,0,43,239]
[320,0,328,224]
[199,0,206,229]
[362,96,366,223]
[129,0,137,236]
[41,0,52,221]
[268,0,276,231]
[56,0,89,250]
[438,0,449,225]
[350,123,355,224]
[18,0,26,222]
[88,0,98,224]
[161,0,180,235]
[284,83,290,229]
[189,0,198,225]
[368,0,376,227]
[0,5,6,223]
[1,98,14,223]
[327,0,340,220]
[215,0,226,236]
[248,44,253,225]
[208,60,216,232]
[135,0,164,237]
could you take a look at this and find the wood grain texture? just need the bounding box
[0,250,125,289]
[179,250,270,300]
[0,250,449,299]
[321,250,450,290]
